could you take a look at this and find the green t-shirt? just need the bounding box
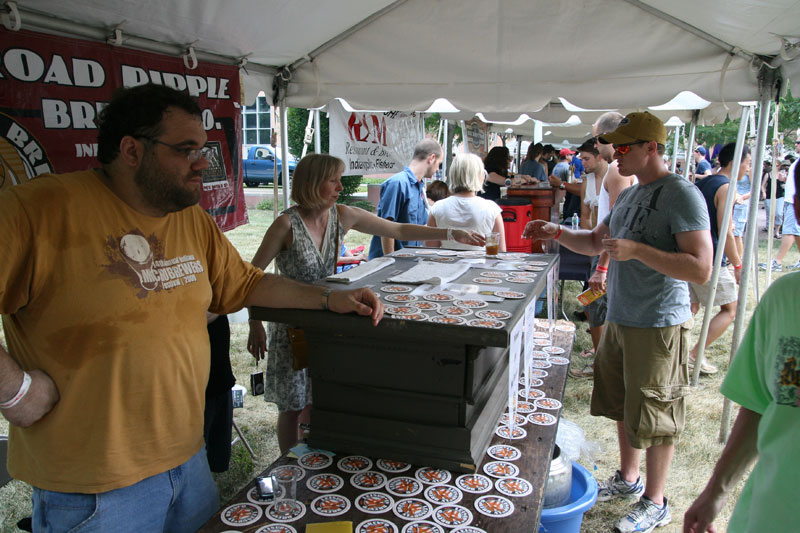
[720,272,800,533]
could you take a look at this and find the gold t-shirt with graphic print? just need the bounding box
[0,170,264,492]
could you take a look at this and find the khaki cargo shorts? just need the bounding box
[590,321,691,449]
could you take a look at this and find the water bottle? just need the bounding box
[571,213,579,230]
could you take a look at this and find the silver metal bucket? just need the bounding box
[543,444,573,508]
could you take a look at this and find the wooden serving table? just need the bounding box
[200,251,575,532]
[506,186,561,253]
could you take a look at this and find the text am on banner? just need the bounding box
[328,99,421,176]
[0,28,247,231]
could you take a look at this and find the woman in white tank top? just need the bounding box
[427,154,506,251]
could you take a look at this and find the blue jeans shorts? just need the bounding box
[782,201,799,236]
[32,446,219,533]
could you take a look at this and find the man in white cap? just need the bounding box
[524,111,712,533]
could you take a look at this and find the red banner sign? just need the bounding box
[0,28,247,231]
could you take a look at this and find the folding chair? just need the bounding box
[0,435,10,487]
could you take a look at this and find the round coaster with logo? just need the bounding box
[393,498,433,521]
[486,444,522,462]
[400,521,445,533]
[355,492,395,515]
[337,455,372,473]
[476,309,512,320]
[415,467,452,485]
[298,451,332,470]
[387,305,419,316]
[515,400,536,413]
[543,345,566,355]
[549,356,570,365]
[451,526,487,533]
[393,313,429,321]
[531,359,552,369]
[306,473,344,494]
[454,474,492,494]
[494,424,527,439]
[386,476,423,497]
[220,503,262,527]
[423,484,463,505]
[432,504,473,529]
[468,319,505,329]
[247,485,284,505]
[483,461,519,479]
[412,301,440,311]
[473,495,515,518]
[528,412,558,426]
[499,412,527,426]
[454,298,488,309]
[385,293,419,303]
[310,494,351,517]
[265,500,306,523]
[518,388,545,400]
[356,518,399,533]
[423,292,455,302]
[270,465,306,482]
[351,471,388,491]
[495,477,533,498]
[381,285,413,293]
[254,524,298,533]
[535,397,562,410]
[377,458,412,473]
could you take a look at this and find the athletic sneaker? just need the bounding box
[597,470,645,502]
[614,496,671,533]
[787,260,800,271]
[759,259,782,272]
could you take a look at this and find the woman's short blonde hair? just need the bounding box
[290,153,346,208]
[448,154,485,193]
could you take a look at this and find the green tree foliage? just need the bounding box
[286,108,361,203]
[695,87,800,151]
[286,108,330,157]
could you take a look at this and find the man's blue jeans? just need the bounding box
[32,446,219,532]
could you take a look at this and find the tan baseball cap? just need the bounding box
[598,111,667,146]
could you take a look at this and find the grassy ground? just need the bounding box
[0,207,797,532]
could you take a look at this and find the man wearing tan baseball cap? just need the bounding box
[524,110,713,533]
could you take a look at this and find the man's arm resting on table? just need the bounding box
[602,229,712,285]
[244,272,384,325]
[683,407,760,533]
[0,345,59,428]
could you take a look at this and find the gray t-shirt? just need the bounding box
[602,173,709,328]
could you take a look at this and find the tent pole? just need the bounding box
[460,121,468,153]
[684,112,698,181]
[442,120,449,179]
[314,109,322,154]
[278,97,291,210]
[719,89,775,442]
[765,105,781,287]
[670,125,680,173]
[691,106,750,386]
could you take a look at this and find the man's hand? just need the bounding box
[1,370,59,428]
[683,488,725,533]
[732,266,741,284]
[247,320,268,361]
[602,237,640,262]
[588,269,607,292]
[452,230,485,247]
[548,175,562,188]
[522,220,559,240]
[328,288,384,326]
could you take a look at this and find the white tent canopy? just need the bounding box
[13,0,800,111]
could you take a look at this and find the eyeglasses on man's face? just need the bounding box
[613,141,647,155]
[136,136,212,163]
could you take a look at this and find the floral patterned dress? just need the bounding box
[263,205,342,411]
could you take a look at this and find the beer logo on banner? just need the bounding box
[0,114,53,192]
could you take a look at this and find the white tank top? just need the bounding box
[597,171,612,227]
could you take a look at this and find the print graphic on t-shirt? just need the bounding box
[106,230,204,296]
[774,336,800,406]
[614,184,666,245]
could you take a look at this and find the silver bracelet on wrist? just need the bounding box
[321,288,334,311]
[447,228,454,241]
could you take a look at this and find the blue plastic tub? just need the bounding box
[539,462,598,533]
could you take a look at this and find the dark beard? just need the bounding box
[134,151,202,213]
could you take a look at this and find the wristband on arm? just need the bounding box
[0,371,32,409]
[733,264,742,270]
[553,227,563,240]
[596,265,608,273]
